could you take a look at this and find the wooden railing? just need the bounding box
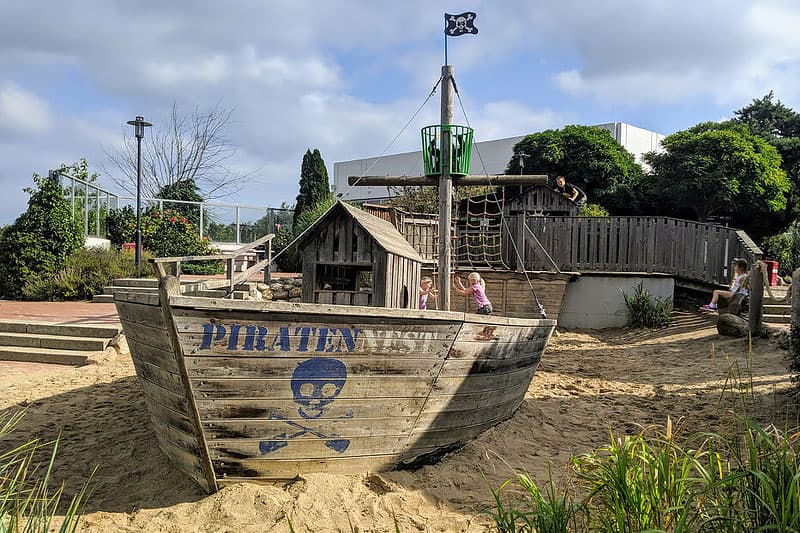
[151,233,275,295]
[392,213,762,286]
[508,216,762,285]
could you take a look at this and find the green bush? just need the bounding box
[580,203,610,217]
[0,174,83,299]
[622,282,673,328]
[22,247,146,301]
[105,205,136,247]
[762,220,800,276]
[142,208,222,275]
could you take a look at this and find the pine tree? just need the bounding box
[294,149,331,225]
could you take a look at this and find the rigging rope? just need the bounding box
[271,76,444,267]
[453,81,548,318]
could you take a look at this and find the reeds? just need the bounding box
[0,411,91,532]
[621,282,673,328]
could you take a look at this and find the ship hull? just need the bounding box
[115,279,555,492]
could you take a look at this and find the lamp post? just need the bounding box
[126,115,152,276]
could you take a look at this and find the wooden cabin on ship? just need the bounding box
[297,200,425,309]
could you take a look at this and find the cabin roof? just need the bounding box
[300,201,425,262]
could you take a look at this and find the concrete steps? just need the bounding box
[0,320,122,365]
[763,301,791,325]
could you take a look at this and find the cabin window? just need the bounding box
[316,265,373,292]
[402,286,409,308]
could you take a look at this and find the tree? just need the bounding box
[156,178,204,228]
[734,92,800,220]
[643,122,789,236]
[294,149,331,225]
[104,103,253,200]
[505,125,643,213]
[0,174,83,299]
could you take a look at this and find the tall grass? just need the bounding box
[1,412,91,532]
[488,353,800,532]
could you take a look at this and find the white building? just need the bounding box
[333,122,665,202]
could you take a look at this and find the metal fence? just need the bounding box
[56,171,293,244]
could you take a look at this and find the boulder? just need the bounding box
[256,282,268,291]
[292,278,304,287]
[716,314,749,337]
[272,289,289,300]
[716,314,770,338]
[260,288,273,300]
[289,287,302,298]
[248,287,263,301]
[270,283,284,291]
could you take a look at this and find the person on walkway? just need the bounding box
[453,272,493,315]
[419,276,438,310]
[552,175,587,209]
[701,258,749,311]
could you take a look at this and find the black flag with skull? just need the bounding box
[445,12,478,36]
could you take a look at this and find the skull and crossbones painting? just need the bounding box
[259,357,353,454]
[445,11,478,36]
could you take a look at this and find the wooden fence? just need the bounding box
[390,213,762,286]
[510,216,762,285]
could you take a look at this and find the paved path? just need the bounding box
[0,301,119,325]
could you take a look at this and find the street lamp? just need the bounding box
[126,115,152,276]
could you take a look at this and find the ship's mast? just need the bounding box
[438,65,454,311]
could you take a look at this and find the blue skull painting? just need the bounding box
[259,357,351,455]
[291,357,347,419]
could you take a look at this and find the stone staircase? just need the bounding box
[0,320,122,365]
[764,300,791,325]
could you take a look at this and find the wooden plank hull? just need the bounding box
[115,287,555,491]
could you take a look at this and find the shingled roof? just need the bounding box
[298,201,424,262]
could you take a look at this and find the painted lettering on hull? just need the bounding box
[198,323,443,353]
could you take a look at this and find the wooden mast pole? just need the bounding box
[439,65,454,311]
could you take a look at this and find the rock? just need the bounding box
[270,283,284,291]
[289,297,301,302]
[248,287,263,301]
[292,278,304,287]
[716,314,749,337]
[256,283,268,291]
[243,294,252,301]
[272,289,289,300]
[289,287,302,298]
[260,288,273,300]
[716,314,770,338]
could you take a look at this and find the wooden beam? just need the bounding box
[749,261,764,336]
[347,175,549,187]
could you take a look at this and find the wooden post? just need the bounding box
[749,260,764,336]
[515,212,526,272]
[438,65,454,311]
[792,268,800,360]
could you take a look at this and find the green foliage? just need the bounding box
[1,411,91,532]
[56,157,97,183]
[734,92,800,222]
[762,221,800,277]
[506,125,643,213]
[142,208,222,275]
[22,247,144,301]
[294,149,331,225]
[622,282,673,328]
[643,122,789,238]
[157,178,203,228]
[579,203,609,217]
[275,195,335,272]
[0,174,83,299]
[489,418,800,533]
[105,205,136,247]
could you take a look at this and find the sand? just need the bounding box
[0,310,796,532]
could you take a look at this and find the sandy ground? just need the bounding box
[0,310,797,532]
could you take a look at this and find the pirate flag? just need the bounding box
[445,12,478,36]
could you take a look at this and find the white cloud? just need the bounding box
[0,82,52,136]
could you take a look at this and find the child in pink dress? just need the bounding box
[453,272,493,315]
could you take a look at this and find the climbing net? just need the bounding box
[454,187,512,271]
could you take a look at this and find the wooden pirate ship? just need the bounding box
[115,62,556,492]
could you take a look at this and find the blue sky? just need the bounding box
[1,0,800,224]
